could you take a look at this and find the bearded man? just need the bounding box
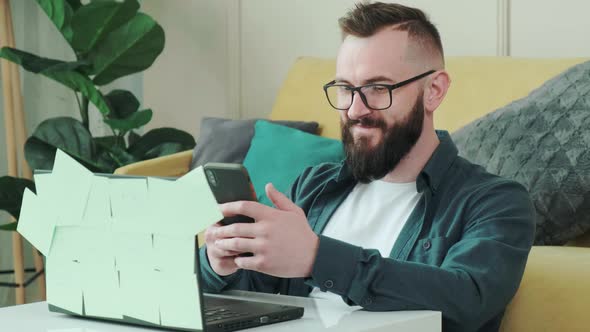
[199,3,535,332]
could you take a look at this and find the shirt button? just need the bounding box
[324,280,334,289]
[423,240,431,250]
[363,297,373,306]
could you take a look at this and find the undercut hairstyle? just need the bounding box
[339,2,444,64]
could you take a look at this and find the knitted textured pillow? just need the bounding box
[452,60,590,245]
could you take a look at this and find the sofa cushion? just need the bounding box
[499,246,590,332]
[189,117,318,170]
[452,60,590,245]
[243,120,344,206]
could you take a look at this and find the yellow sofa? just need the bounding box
[115,56,590,332]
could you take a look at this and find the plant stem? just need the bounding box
[116,134,122,149]
[74,92,82,114]
[110,128,121,148]
[81,95,89,130]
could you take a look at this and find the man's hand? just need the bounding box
[213,183,319,278]
[204,222,242,276]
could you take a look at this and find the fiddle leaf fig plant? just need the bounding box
[0,0,196,229]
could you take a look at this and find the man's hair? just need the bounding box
[339,2,444,63]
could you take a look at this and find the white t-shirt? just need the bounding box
[309,180,422,301]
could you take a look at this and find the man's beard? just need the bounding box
[341,95,425,183]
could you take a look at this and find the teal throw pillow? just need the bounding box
[243,120,344,206]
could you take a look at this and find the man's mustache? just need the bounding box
[345,117,387,130]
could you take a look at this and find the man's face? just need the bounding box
[341,93,424,183]
[335,29,426,182]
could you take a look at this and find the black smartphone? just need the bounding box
[203,162,258,226]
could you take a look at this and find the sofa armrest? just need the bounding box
[500,246,590,332]
[114,150,193,177]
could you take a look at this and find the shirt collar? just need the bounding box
[416,130,458,194]
[335,130,458,194]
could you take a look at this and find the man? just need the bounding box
[199,3,535,332]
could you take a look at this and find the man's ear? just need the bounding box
[423,70,451,113]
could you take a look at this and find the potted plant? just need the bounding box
[0,0,195,230]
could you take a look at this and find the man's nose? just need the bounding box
[347,92,372,121]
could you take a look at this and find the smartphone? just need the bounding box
[203,162,258,226]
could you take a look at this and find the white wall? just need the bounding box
[394,0,500,56]
[240,0,361,119]
[510,0,590,57]
[141,0,233,138]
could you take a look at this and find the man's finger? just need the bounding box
[215,237,257,253]
[215,248,242,257]
[214,222,259,239]
[265,183,300,213]
[204,222,223,242]
[207,244,241,257]
[215,257,239,275]
[234,255,265,273]
[219,201,277,220]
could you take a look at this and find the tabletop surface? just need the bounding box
[0,290,441,332]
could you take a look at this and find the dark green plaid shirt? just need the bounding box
[199,131,535,332]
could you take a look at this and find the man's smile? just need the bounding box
[351,123,382,138]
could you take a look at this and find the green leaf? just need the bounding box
[36,0,75,43]
[94,136,144,172]
[92,13,165,85]
[65,0,82,11]
[127,130,141,146]
[143,142,185,160]
[104,109,152,132]
[105,89,140,119]
[71,0,140,53]
[25,137,107,173]
[0,48,111,116]
[0,176,36,220]
[24,117,106,173]
[46,69,111,116]
[94,135,118,149]
[95,149,118,173]
[106,146,138,167]
[128,128,195,160]
[24,137,57,171]
[0,47,84,73]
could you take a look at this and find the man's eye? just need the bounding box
[371,86,387,92]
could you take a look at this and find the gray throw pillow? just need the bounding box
[452,60,590,245]
[189,117,319,170]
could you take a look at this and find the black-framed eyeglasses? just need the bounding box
[323,70,436,111]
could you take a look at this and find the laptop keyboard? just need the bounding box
[204,307,250,323]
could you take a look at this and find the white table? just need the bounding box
[0,290,441,332]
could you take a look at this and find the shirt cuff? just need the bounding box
[199,245,241,293]
[305,235,362,297]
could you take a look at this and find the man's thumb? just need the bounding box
[265,183,299,213]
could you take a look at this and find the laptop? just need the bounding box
[48,235,304,331]
[39,171,304,331]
